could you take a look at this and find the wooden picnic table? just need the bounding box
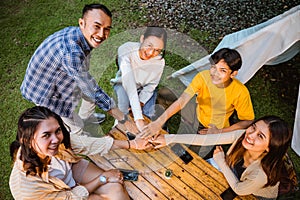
[89,127,256,200]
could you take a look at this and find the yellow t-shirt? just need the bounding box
[184,70,254,128]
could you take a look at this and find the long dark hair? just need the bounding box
[10,106,71,176]
[227,115,292,187]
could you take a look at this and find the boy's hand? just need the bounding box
[132,138,154,150]
[139,120,161,138]
[148,134,166,149]
[198,124,221,134]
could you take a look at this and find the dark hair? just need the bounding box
[10,106,71,176]
[82,3,112,18]
[227,115,292,187]
[210,48,242,72]
[143,26,167,58]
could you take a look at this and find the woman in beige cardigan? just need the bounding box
[9,106,147,200]
[151,116,292,199]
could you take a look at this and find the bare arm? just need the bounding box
[221,120,253,132]
[110,138,152,150]
[81,169,123,194]
[199,120,253,134]
[140,92,192,138]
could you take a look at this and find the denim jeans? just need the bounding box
[113,84,157,120]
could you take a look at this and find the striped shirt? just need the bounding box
[20,26,114,118]
[9,147,89,200]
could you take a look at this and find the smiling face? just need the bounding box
[139,35,165,60]
[31,117,64,159]
[209,59,237,88]
[242,120,270,155]
[79,8,112,48]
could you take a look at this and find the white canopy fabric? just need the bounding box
[292,85,300,156]
[170,5,300,156]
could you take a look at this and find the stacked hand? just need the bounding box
[126,118,167,150]
[131,137,154,150]
[138,120,162,138]
[117,117,139,135]
[147,134,166,149]
[133,134,166,150]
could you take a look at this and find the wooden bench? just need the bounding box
[89,127,256,200]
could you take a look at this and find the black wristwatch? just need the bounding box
[118,114,128,124]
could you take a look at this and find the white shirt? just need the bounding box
[111,42,165,120]
[49,156,76,188]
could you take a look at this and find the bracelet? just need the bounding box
[133,140,138,149]
[127,140,131,149]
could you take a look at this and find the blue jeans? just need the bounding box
[206,158,221,171]
[113,84,157,120]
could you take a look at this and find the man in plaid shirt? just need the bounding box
[20,4,138,155]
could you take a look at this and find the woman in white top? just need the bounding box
[111,26,167,131]
[150,116,292,199]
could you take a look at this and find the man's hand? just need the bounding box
[117,117,139,135]
[124,119,139,134]
[108,108,139,134]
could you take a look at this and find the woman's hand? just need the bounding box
[101,169,124,184]
[213,145,223,154]
[135,119,145,132]
[213,145,225,160]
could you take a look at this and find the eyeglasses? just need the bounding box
[143,44,165,57]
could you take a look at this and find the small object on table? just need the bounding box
[164,169,173,179]
[119,169,139,181]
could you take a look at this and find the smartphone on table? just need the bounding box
[119,169,139,181]
[171,143,193,164]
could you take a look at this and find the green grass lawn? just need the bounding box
[0,1,299,199]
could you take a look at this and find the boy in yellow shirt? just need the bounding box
[141,48,255,157]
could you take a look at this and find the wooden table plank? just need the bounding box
[109,148,208,199]
[108,149,189,199]
[89,126,256,200]
[91,151,169,200]
[105,150,172,200]
[90,147,256,200]
[161,145,228,191]
[150,147,222,199]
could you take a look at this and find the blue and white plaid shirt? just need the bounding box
[21,27,115,118]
